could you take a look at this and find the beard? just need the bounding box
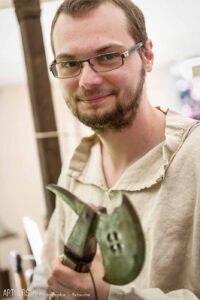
[65,66,145,132]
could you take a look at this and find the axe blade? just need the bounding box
[96,195,145,285]
[46,184,84,215]
[47,185,145,285]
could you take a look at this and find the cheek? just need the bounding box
[108,58,142,88]
[122,60,144,86]
[103,69,128,89]
[107,70,132,92]
[59,78,77,97]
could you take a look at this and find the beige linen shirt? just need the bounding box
[30,109,200,300]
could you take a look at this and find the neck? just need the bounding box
[97,99,166,188]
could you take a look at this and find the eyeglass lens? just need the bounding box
[52,52,123,78]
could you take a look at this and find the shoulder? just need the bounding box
[178,116,200,153]
[163,109,199,165]
[166,109,200,150]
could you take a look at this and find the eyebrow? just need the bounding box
[95,43,125,53]
[56,43,126,61]
[56,54,76,61]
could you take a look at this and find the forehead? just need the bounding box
[53,2,134,57]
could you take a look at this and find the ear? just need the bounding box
[142,39,154,72]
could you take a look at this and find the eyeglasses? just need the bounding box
[50,42,143,79]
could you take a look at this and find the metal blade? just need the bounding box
[95,194,145,285]
[46,184,84,215]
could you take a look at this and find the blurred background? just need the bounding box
[0,0,200,296]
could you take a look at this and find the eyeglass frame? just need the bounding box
[49,41,144,79]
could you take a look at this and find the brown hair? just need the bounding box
[50,0,148,56]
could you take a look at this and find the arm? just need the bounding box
[29,189,200,300]
[46,254,200,300]
[109,286,199,300]
[28,206,65,299]
[29,201,200,300]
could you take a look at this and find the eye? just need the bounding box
[95,52,121,67]
[60,61,79,69]
[101,53,119,61]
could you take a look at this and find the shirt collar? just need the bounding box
[66,108,198,191]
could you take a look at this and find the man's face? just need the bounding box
[52,3,151,131]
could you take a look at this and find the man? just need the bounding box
[30,0,200,299]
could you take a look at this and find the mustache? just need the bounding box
[75,89,117,101]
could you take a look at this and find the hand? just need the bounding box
[46,253,110,300]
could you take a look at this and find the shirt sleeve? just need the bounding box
[28,205,65,299]
[109,286,200,300]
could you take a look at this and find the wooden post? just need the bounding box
[13,0,62,222]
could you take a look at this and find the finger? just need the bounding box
[51,259,92,292]
[47,274,70,295]
[46,285,70,300]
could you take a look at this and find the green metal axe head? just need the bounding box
[46,184,145,285]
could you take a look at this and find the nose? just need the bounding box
[78,62,103,89]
